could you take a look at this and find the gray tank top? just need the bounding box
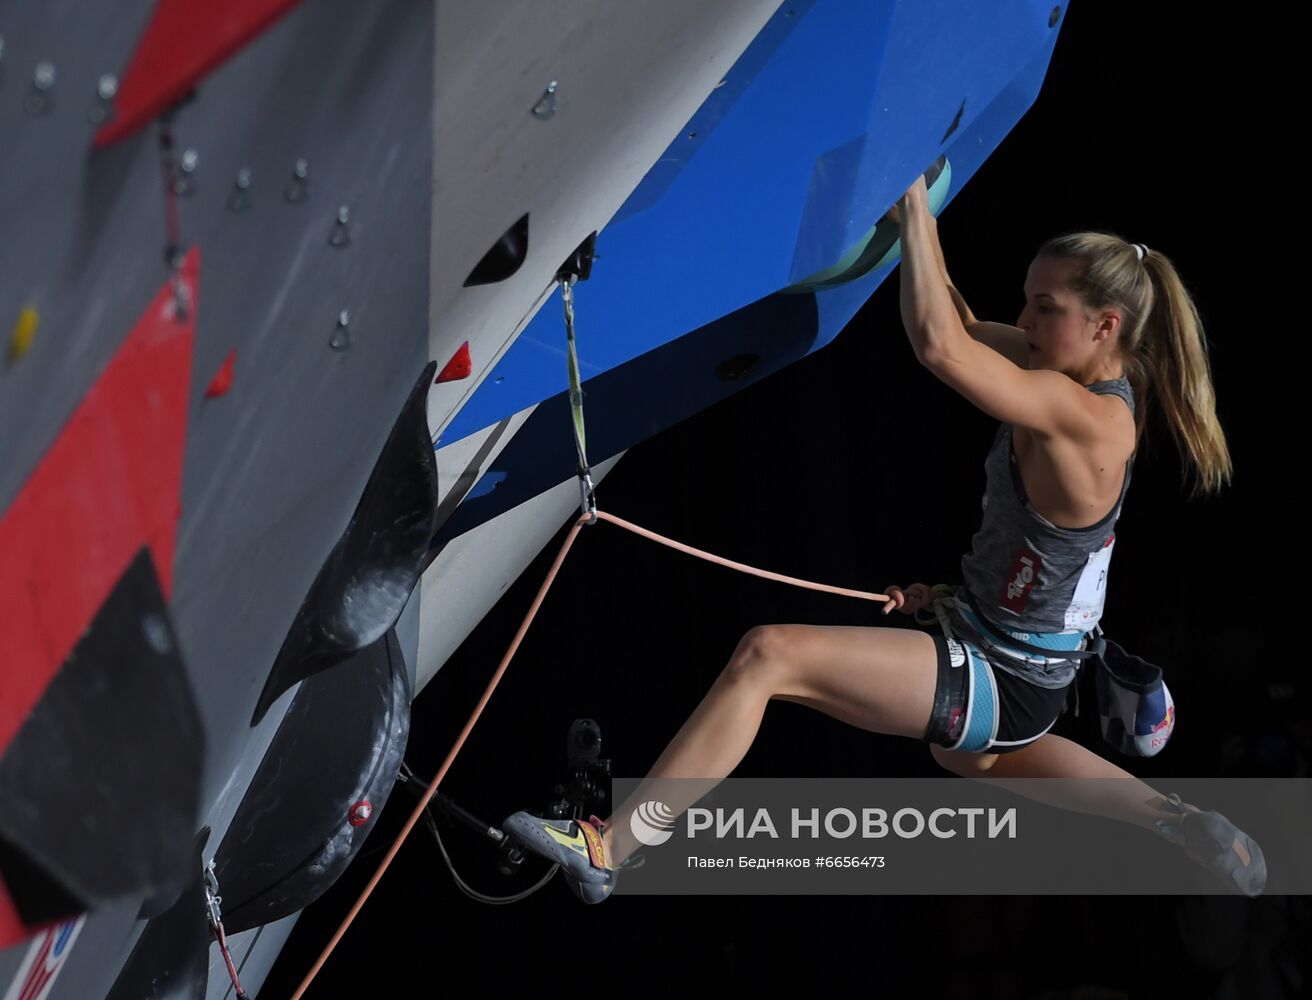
[957,376,1135,685]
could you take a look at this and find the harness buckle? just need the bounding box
[1085,623,1107,659]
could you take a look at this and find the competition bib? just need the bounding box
[1066,534,1115,629]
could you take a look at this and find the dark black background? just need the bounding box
[269,3,1304,997]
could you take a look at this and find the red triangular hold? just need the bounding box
[435,341,472,383]
[205,349,236,398]
[94,0,303,147]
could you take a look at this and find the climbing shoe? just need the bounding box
[502,811,619,903]
[1155,793,1267,897]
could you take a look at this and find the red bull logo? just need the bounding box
[1150,705,1174,734]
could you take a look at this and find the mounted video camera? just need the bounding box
[547,718,611,820]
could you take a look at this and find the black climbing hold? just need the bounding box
[716,352,761,382]
[942,100,966,144]
[218,630,411,933]
[250,362,439,725]
[0,547,204,929]
[464,213,529,286]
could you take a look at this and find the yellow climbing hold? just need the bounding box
[9,307,38,362]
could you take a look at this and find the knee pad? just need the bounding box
[1094,639,1174,757]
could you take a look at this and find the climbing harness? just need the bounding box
[930,584,1098,718]
[926,584,1174,756]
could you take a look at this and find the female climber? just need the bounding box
[502,172,1264,901]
